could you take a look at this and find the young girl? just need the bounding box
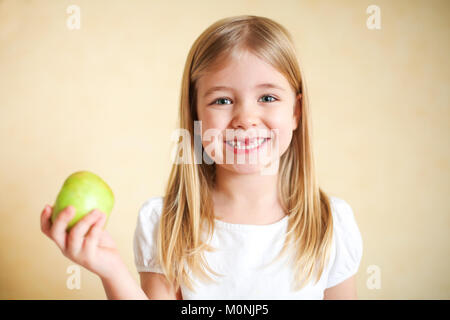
[41,15,363,300]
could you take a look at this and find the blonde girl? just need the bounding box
[41,15,362,300]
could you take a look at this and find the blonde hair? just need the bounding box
[157,15,334,292]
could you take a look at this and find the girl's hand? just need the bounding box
[40,204,123,280]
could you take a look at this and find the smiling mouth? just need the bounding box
[225,137,270,150]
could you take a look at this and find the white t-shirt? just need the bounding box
[133,195,363,299]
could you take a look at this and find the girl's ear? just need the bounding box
[292,93,302,130]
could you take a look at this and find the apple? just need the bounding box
[51,171,114,231]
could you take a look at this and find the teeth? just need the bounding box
[226,138,267,150]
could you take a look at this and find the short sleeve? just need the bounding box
[133,196,164,274]
[326,197,363,288]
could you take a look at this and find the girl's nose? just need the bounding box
[231,105,260,130]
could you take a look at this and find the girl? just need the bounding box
[41,15,363,300]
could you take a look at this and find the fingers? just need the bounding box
[66,209,103,257]
[40,205,53,237]
[84,212,107,258]
[49,206,76,251]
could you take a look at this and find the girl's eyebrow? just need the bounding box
[203,83,285,98]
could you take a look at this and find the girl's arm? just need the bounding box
[139,272,183,300]
[323,275,358,300]
[100,261,149,300]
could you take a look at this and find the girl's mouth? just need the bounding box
[224,137,270,154]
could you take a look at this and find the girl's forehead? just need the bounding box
[204,50,279,75]
[197,54,290,92]
[206,49,266,73]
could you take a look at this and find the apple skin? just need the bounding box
[51,171,114,231]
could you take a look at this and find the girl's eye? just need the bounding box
[259,95,278,103]
[213,97,232,105]
[211,95,278,105]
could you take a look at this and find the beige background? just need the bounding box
[0,0,448,299]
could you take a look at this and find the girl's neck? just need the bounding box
[212,166,285,224]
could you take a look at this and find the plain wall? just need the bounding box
[0,0,448,299]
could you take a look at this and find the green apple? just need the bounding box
[51,171,114,231]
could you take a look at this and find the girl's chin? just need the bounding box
[215,162,275,175]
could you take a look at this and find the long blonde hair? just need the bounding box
[157,15,334,292]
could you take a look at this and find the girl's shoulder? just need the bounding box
[133,196,165,273]
[328,195,363,243]
[139,196,164,216]
[328,196,360,230]
[136,196,164,227]
[325,195,364,288]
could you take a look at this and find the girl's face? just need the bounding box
[195,50,301,175]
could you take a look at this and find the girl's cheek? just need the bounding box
[200,122,225,153]
[271,121,293,155]
[279,128,293,146]
[199,110,225,128]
